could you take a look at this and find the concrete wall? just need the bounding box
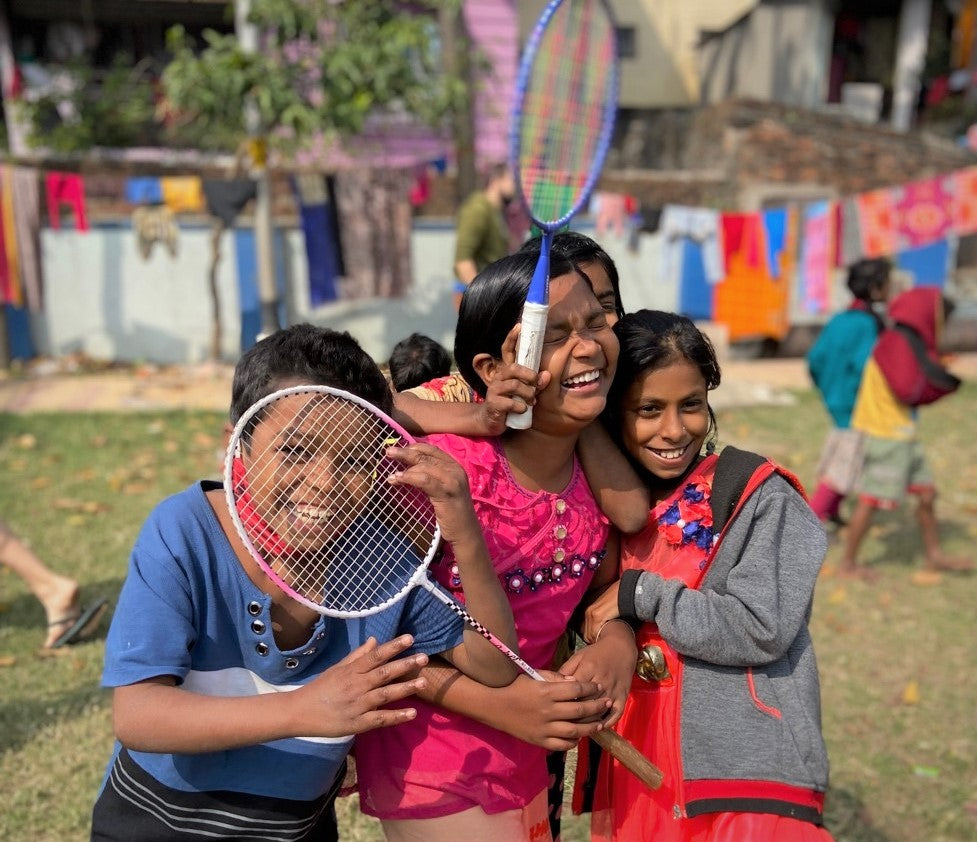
[33,220,462,367]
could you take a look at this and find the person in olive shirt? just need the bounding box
[453,162,516,310]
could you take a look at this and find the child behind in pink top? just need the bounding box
[356,251,640,841]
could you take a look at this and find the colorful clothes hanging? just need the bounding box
[896,238,955,289]
[854,188,897,258]
[800,202,835,315]
[950,166,977,235]
[893,176,952,250]
[45,171,89,231]
[11,167,42,311]
[0,165,22,307]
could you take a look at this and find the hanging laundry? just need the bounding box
[660,205,724,284]
[854,187,897,258]
[893,176,953,250]
[721,212,764,272]
[800,201,835,315]
[160,176,204,213]
[11,167,42,312]
[293,173,344,307]
[677,239,714,320]
[132,205,179,260]
[202,179,257,228]
[45,171,89,231]
[835,199,862,267]
[762,208,789,279]
[333,167,412,300]
[896,238,956,288]
[593,191,628,238]
[714,209,791,343]
[950,166,977,235]
[125,177,163,206]
[0,166,22,307]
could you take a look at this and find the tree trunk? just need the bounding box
[440,2,478,204]
[208,220,226,362]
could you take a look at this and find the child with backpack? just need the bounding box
[840,287,971,579]
[580,310,835,842]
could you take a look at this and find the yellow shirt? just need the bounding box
[851,358,915,441]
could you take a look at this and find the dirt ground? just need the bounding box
[1,353,976,414]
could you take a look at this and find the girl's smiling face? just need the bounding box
[620,360,710,482]
[533,270,619,433]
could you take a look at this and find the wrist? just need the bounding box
[617,569,643,626]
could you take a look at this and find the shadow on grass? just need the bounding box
[826,787,896,842]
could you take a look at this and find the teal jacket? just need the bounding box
[807,303,881,428]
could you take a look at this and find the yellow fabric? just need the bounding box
[160,177,204,213]
[851,358,915,441]
[1,165,22,307]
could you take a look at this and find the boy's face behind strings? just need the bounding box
[245,393,380,560]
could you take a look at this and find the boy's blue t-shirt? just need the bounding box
[100,481,463,802]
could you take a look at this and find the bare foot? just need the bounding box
[40,576,81,648]
[925,556,975,574]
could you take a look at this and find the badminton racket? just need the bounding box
[225,385,661,789]
[506,0,619,430]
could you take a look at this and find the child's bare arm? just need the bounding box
[577,422,650,534]
[392,327,549,437]
[112,635,428,753]
[417,659,611,751]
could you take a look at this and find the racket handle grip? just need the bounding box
[591,728,664,790]
[506,302,549,431]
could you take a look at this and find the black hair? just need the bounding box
[604,310,722,459]
[230,323,392,422]
[518,231,624,319]
[454,249,578,397]
[846,258,890,302]
[388,332,452,392]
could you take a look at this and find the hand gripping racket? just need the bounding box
[225,385,662,790]
[506,0,619,430]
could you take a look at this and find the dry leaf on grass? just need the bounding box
[0,655,16,667]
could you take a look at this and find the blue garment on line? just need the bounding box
[678,238,713,321]
[896,239,953,289]
[125,177,163,205]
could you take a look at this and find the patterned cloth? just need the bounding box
[893,176,953,250]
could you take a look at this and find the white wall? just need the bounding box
[34,219,462,366]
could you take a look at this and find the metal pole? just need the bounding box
[891,0,932,133]
[235,0,281,339]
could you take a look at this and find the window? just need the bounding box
[616,26,636,59]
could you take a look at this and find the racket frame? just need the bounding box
[223,384,442,619]
[506,0,620,429]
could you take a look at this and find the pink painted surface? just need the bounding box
[464,0,518,166]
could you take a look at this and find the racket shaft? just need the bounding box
[506,302,549,430]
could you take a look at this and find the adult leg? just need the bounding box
[0,519,80,647]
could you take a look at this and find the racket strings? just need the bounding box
[230,391,438,615]
[517,0,616,225]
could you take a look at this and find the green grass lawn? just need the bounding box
[1,386,976,841]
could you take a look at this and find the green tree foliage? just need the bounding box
[18,56,158,153]
[162,0,461,155]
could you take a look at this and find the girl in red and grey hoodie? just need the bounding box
[580,310,835,842]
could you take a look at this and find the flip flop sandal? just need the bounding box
[49,598,110,649]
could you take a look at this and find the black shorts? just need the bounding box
[91,747,342,842]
